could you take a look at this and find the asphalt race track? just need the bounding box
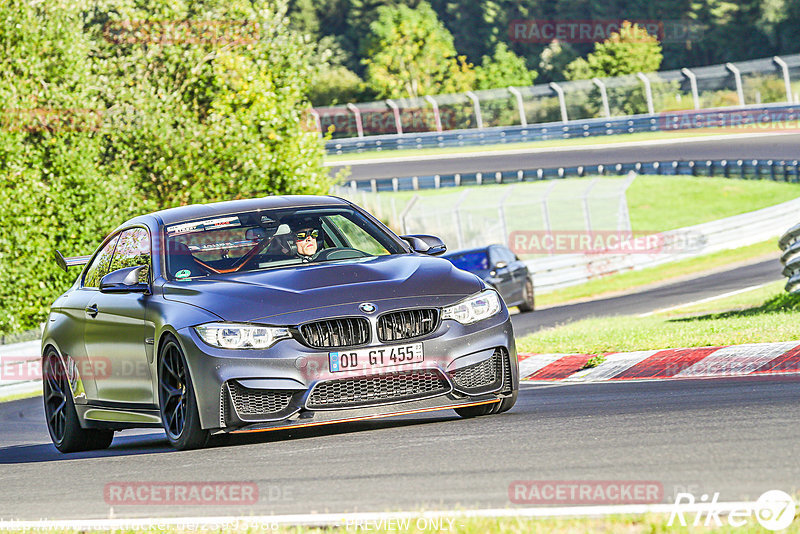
[2,375,799,520]
[327,132,800,181]
[1,136,795,522]
[511,257,783,337]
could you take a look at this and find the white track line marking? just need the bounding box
[0,502,764,529]
[324,131,800,167]
[638,281,776,318]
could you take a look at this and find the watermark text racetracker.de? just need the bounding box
[508,19,704,43]
[508,230,706,255]
[509,480,663,505]
[104,481,292,506]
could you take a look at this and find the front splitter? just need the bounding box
[219,395,501,435]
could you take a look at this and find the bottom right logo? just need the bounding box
[756,490,796,531]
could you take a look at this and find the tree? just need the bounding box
[565,21,663,80]
[474,42,537,90]
[0,0,130,333]
[362,1,475,98]
[0,0,336,334]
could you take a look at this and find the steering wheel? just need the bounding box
[314,247,371,261]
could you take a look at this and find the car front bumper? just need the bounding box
[174,310,518,431]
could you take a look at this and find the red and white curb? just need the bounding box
[518,341,800,382]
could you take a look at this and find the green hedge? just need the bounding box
[0,0,334,334]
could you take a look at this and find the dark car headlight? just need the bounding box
[441,289,502,325]
[194,322,291,349]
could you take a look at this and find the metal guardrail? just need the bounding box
[344,158,800,193]
[327,103,800,155]
[534,197,800,293]
[779,223,800,294]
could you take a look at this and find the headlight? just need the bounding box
[194,323,291,349]
[441,290,502,325]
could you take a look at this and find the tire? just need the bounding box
[158,336,209,450]
[42,350,113,453]
[518,277,535,312]
[454,402,497,418]
[495,390,518,413]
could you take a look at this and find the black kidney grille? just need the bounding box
[227,381,293,417]
[299,317,370,348]
[450,349,505,392]
[306,369,450,409]
[377,309,438,342]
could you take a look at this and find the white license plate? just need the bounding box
[329,343,424,372]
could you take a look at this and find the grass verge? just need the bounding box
[325,125,800,163]
[518,285,800,354]
[535,239,780,308]
[0,389,40,403]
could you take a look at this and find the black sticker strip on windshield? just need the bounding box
[167,216,241,236]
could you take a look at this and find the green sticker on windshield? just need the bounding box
[175,269,191,279]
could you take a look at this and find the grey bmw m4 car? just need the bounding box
[43,195,518,452]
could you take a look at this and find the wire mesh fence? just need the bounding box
[317,54,800,141]
[340,174,636,256]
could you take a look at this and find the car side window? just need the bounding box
[499,246,517,264]
[84,234,121,288]
[108,227,151,283]
[326,215,390,256]
[488,246,502,267]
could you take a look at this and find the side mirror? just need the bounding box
[100,265,150,294]
[401,234,447,256]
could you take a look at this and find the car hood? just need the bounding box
[162,254,483,323]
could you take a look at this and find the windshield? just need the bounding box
[163,206,404,280]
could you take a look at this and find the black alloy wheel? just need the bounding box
[158,337,209,450]
[43,350,113,452]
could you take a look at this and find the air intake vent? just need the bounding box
[227,381,293,417]
[306,369,450,409]
[377,309,438,342]
[450,349,505,393]
[299,317,370,348]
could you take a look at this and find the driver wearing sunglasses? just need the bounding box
[282,216,324,263]
[294,227,320,260]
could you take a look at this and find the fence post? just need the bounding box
[453,190,470,249]
[592,78,611,118]
[581,178,599,236]
[400,195,419,235]
[346,103,364,138]
[541,181,556,255]
[465,91,483,129]
[498,186,515,247]
[549,82,569,123]
[773,56,794,104]
[507,86,527,127]
[424,95,443,132]
[725,63,745,106]
[636,73,655,115]
[681,68,700,110]
[385,99,403,135]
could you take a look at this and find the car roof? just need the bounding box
[121,195,351,228]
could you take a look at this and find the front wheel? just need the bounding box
[518,278,535,312]
[158,337,209,450]
[43,350,113,453]
[455,401,499,418]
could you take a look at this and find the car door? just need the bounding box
[83,227,154,405]
[488,245,515,304]
[501,246,528,304]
